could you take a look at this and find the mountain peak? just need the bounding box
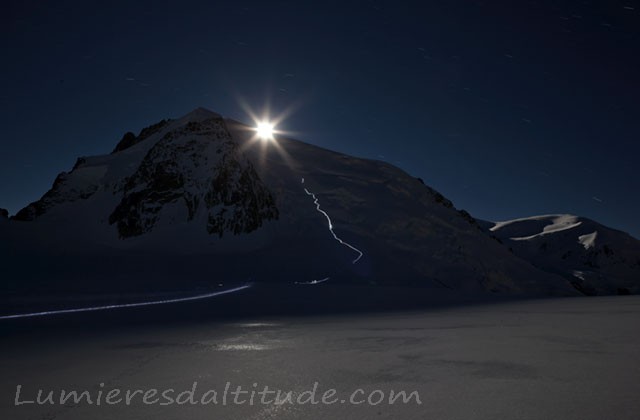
[487,214,640,295]
[181,107,222,121]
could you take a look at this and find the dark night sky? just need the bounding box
[2,0,639,237]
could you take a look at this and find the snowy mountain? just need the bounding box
[481,215,640,295]
[1,107,635,298]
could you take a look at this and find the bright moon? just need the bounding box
[256,121,274,140]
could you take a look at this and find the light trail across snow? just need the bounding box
[0,284,252,320]
[302,178,363,264]
[295,277,330,285]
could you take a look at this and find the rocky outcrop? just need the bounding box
[0,208,8,219]
[205,154,279,237]
[109,115,278,238]
[112,132,137,153]
[111,119,172,154]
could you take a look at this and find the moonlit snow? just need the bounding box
[2,295,639,420]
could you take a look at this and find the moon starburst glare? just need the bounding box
[255,120,275,140]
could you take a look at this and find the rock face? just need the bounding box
[109,116,278,238]
[484,215,640,295]
[3,107,637,296]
